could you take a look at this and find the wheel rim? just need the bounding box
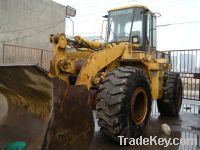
[131,87,148,125]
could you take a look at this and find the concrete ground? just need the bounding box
[0,94,200,150]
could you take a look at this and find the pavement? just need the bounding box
[0,94,200,150]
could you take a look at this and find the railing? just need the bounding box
[2,44,53,71]
[1,44,200,101]
[163,50,200,101]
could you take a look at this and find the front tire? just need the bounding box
[96,66,152,141]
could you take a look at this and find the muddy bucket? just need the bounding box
[0,65,52,118]
[42,77,94,150]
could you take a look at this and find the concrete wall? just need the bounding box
[0,0,65,63]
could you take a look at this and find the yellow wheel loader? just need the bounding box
[41,4,183,150]
[0,4,183,150]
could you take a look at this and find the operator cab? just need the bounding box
[107,5,157,52]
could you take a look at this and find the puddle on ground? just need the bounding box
[151,100,200,117]
[91,101,200,150]
[0,95,200,150]
[91,114,200,150]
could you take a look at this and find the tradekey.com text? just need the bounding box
[118,136,197,147]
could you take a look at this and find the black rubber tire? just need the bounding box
[157,72,183,116]
[96,66,152,142]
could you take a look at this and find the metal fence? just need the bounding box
[1,44,200,101]
[164,50,200,101]
[2,44,52,71]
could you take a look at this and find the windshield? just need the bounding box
[107,8,143,44]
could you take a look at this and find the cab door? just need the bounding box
[145,12,157,52]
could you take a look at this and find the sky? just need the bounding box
[52,0,200,50]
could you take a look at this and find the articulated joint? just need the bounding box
[57,58,86,74]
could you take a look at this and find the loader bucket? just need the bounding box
[0,65,52,118]
[42,77,94,150]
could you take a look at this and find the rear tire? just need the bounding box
[96,66,152,141]
[157,72,183,116]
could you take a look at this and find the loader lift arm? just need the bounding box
[49,33,126,89]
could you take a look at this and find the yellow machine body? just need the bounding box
[49,33,170,100]
[0,5,182,150]
[43,5,175,150]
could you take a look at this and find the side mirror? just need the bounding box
[102,15,108,18]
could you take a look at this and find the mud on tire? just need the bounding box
[157,72,183,116]
[96,66,152,142]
